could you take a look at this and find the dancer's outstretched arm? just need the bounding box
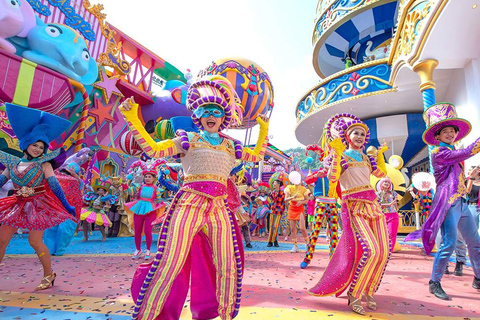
[119,98,181,159]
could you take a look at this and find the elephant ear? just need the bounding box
[80,59,99,85]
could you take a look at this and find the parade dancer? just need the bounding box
[120,75,269,320]
[125,159,165,260]
[0,103,76,291]
[267,179,285,247]
[301,150,339,268]
[405,103,480,300]
[253,183,270,237]
[309,113,390,315]
[376,177,399,253]
[285,171,310,253]
[453,166,480,276]
[80,178,114,242]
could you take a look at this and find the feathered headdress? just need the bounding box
[143,159,166,176]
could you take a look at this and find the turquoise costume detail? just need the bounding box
[125,184,163,215]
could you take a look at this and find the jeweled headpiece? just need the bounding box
[186,75,242,131]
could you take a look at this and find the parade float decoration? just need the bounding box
[198,58,274,131]
[8,17,99,85]
[0,0,190,188]
[295,0,480,230]
[0,0,36,54]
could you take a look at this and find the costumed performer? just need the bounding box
[301,147,339,268]
[119,74,269,320]
[0,103,76,291]
[125,159,165,260]
[253,183,270,237]
[267,179,285,247]
[376,177,399,253]
[108,174,132,237]
[405,103,480,300]
[308,113,390,315]
[44,148,90,255]
[230,164,253,248]
[452,165,480,276]
[407,172,434,221]
[80,177,115,241]
[284,171,310,253]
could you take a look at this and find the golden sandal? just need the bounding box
[34,271,56,291]
[364,294,378,311]
[347,292,365,315]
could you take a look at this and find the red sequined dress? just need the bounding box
[0,150,74,230]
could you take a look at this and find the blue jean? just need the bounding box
[455,204,480,263]
[431,199,480,281]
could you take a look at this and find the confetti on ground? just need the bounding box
[1,232,479,319]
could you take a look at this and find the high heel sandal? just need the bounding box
[34,272,56,291]
[347,292,365,315]
[364,294,378,311]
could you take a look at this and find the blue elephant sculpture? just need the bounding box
[9,17,98,85]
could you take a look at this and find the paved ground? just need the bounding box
[1,231,479,319]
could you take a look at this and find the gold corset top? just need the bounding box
[181,134,236,184]
[339,157,374,196]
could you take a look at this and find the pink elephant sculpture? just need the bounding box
[0,0,36,54]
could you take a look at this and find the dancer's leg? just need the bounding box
[298,213,308,243]
[328,204,339,257]
[134,214,145,251]
[304,202,325,263]
[366,216,390,295]
[206,201,238,320]
[0,225,17,262]
[133,193,209,320]
[28,230,52,276]
[144,212,156,251]
[268,214,281,243]
[349,215,383,299]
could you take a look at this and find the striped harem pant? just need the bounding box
[347,199,390,298]
[132,190,241,320]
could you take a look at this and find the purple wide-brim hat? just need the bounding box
[422,102,471,145]
[186,78,233,131]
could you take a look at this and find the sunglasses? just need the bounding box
[200,107,225,118]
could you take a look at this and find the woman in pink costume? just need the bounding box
[309,113,390,315]
[376,177,399,253]
[125,159,165,260]
[0,103,76,291]
[119,75,269,320]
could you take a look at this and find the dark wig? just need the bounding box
[434,125,459,137]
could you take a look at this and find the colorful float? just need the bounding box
[295,0,480,230]
[0,0,190,187]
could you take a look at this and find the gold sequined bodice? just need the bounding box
[180,134,236,184]
[339,156,374,196]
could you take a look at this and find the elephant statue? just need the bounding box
[8,17,98,85]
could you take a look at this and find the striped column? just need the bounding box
[69,79,92,152]
[413,60,439,174]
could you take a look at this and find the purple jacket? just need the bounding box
[406,138,480,254]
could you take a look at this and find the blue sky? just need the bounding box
[99,0,319,149]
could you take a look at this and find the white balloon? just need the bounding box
[288,171,301,185]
